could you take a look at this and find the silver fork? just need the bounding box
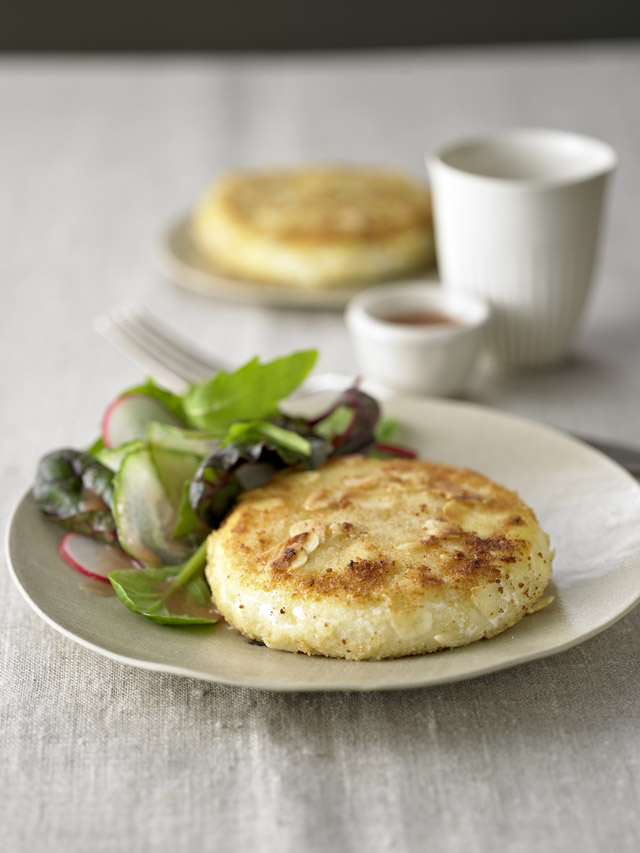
[94,303,227,393]
[93,303,348,397]
[94,303,640,476]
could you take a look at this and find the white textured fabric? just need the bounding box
[1,47,639,853]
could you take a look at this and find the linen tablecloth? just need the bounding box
[1,45,639,852]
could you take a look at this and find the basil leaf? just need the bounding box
[182,350,317,431]
[223,420,312,458]
[312,405,352,439]
[109,540,218,625]
[88,436,107,456]
[374,415,397,444]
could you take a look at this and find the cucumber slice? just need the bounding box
[149,446,202,507]
[95,440,145,472]
[146,422,219,459]
[113,448,198,565]
[149,447,207,539]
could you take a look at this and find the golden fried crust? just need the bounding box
[206,456,553,660]
[191,166,435,288]
[209,168,433,241]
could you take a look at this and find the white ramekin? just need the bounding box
[345,282,490,397]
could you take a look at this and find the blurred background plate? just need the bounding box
[156,215,439,309]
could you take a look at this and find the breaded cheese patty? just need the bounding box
[191,166,435,288]
[205,456,553,660]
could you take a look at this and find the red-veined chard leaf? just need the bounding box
[34,449,118,543]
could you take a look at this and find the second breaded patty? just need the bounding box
[191,166,435,288]
[205,455,553,660]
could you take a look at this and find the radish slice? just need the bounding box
[60,532,141,581]
[102,394,184,449]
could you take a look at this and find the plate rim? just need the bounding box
[6,393,640,692]
[154,214,439,310]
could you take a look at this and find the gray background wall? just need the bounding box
[2,0,639,51]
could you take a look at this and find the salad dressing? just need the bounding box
[383,310,463,327]
[148,578,222,621]
[79,576,117,597]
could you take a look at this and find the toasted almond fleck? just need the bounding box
[259,543,283,562]
[442,500,467,524]
[271,546,308,571]
[288,519,313,536]
[303,489,333,510]
[422,518,455,536]
[304,532,320,554]
[250,497,285,511]
[288,519,325,542]
[343,474,380,490]
[328,521,355,537]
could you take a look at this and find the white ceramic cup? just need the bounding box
[345,282,490,397]
[427,128,617,367]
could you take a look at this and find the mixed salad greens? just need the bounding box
[34,349,413,626]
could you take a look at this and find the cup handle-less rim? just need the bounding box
[426,127,618,191]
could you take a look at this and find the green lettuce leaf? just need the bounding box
[182,350,317,431]
[222,419,312,458]
[108,540,217,625]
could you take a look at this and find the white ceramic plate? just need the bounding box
[155,216,438,309]
[7,393,640,691]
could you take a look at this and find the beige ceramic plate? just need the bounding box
[6,393,640,691]
[155,216,438,309]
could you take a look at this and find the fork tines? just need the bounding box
[94,303,224,390]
